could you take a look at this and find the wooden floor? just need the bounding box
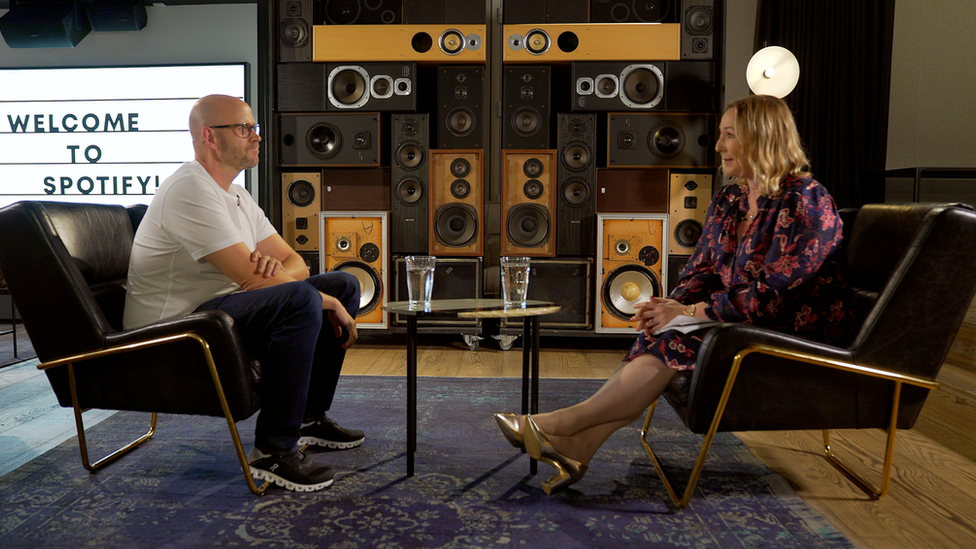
[3,332,975,548]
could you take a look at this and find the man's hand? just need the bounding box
[250,249,284,278]
[321,292,358,350]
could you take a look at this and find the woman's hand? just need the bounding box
[250,249,285,278]
[631,297,691,336]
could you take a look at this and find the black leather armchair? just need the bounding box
[643,203,976,509]
[0,201,270,495]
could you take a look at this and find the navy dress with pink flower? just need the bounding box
[624,176,858,371]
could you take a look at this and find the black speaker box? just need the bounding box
[402,0,485,24]
[278,113,381,167]
[607,112,717,169]
[392,257,483,326]
[571,61,715,112]
[555,113,597,257]
[503,65,551,150]
[0,2,91,48]
[503,0,588,24]
[500,258,594,330]
[84,0,147,31]
[277,63,327,112]
[318,0,401,25]
[390,114,429,254]
[436,66,485,149]
[278,0,313,62]
[325,62,417,111]
[680,0,715,60]
[589,0,678,23]
[667,254,691,294]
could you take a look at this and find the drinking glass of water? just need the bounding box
[405,256,436,307]
[500,256,531,308]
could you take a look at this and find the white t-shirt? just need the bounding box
[123,161,277,329]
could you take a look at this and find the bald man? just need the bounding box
[124,95,364,492]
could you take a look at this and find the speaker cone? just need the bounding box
[522,157,544,178]
[439,29,465,55]
[330,66,369,108]
[674,219,703,248]
[562,143,590,170]
[334,260,382,314]
[450,158,471,178]
[686,6,714,34]
[523,179,544,200]
[287,179,316,207]
[603,265,661,319]
[395,178,423,205]
[396,142,424,170]
[371,75,393,99]
[638,245,660,266]
[648,122,684,158]
[450,179,471,199]
[324,0,361,25]
[506,204,551,248]
[524,29,551,55]
[512,107,542,137]
[279,19,309,48]
[434,204,478,247]
[595,75,618,98]
[561,179,589,206]
[634,0,670,22]
[307,123,342,159]
[446,107,476,137]
[620,65,664,108]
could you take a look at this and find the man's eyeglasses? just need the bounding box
[210,123,260,139]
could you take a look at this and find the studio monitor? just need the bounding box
[281,172,321,251]
[392,257,483,326]
[607,112,717,169]
[669,172,712,254]
[503,65,551,149]
[500,258,594,330]
[501,150,557,257]
[402,0,486,24]
[313,25,487,63]
[680,0,715,60]
[503,23,680,63]
[319,211,388,329]
[571,61,715,112]
[0,2,91,48]
[325,62,417,111]
[277,0,313,62]
[278,113,380,167]
[596,213,668,333]
[390,114,430,254]
[436,65,485,149]
[429,149,484,256]
[556,113,597,256]
[319,0,401,25]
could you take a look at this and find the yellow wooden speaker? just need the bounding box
[596,213,668,333]
[319,211,388,329]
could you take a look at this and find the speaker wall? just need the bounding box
[429,149,484,256]
[503,0,589,24]
[589,0,677,23]
[571,61,715,112]
[313,25,487,63]
[503,23,680,63]
[318,0,401,25]
[319,211,388,328]
[500,258,594,330]
[501,150,557,257]
[503,65,551,149]
[596,213,668,333]
[0,2,92,48]
[322,167,391,210]
[282,172,321,251]
[325,62,417,111]
[390,114,429,254]
[556,113,597,256]
[278,113,380,167]
[668,172,711,254]
[402,0,486,24]
[84,0,147,31]
[392,257,483,326]
[607,112,717,169]
[680,0,715,60]
[277,0,313,62]
[436,65,485,149]
[597,168,669,213]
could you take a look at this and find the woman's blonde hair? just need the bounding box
[724,95,811,196]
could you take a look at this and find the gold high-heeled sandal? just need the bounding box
[493,412,524,450]
[524,416,588,495]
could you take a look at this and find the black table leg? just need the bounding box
[407,315,417,477]
[523,316,538,474]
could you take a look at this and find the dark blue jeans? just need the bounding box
[194,272,360,453]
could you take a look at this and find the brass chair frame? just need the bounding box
[641,343,940,509]
[37,332,270,496]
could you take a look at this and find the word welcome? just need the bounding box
[7,113,140,133]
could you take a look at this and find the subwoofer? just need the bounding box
[607,112,717,169]
[278,0,313,62]
[680,0,715,60]
[429,149,484,256]
[281,172,321,251]
[503,65,551,149]
[589,0,677,23]
[669,172,711,254]
[571,61,715,112]
[313,25,487,63]
[278,113,380,167]
[596,213,668,333]
[390,114,429,254]
[321,167,391,210]
[392,257,483,326]
[500,258,593,330]
[319,0,401,25]
[501,150,557,257]
[556,113,597,256]
[503,23,680,63]
[319,211,388,329]
[325,62,417,111]
[437,65,485,149]
[402,0,486,24]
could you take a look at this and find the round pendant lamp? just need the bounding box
[746,46,800,98]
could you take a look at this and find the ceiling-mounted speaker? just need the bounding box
[83,0,147,31]
[0,1,92,48]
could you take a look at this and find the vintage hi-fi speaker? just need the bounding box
[392,257,483,326]
[429,150,484,256]
[319,211,388,329]
[503,0,588,24]
[607,112,717,169]
[501,150,557,257]
[319,0,401,25]
[571,61,715,112]
[282,172,321,251]
[500,258,594,330]
[596,213,668,333]
[669,172,711,254]
[322,167,391,210]
[0,1,92,48]
[503,24,680,63]
[680,0,715,60]
[556,113,597,256]
[313,25,486,63]
[390,114,429,254]
[589,0,677,23]
[277,0,313,62]
[503,65,551,150]
[597,168,669,213]
[325,62,417,111]
[278,113,380,167]
[436,65,485,149]
[402,0,486,24]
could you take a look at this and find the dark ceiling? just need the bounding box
[0,1,256,8]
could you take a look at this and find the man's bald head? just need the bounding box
[188,95,252,149]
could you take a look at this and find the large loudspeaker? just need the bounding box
[503,24,680,63]
[319,211,388,329]
[313,25,486,63]
[390,114,429,254]
[500,258,594,330]
[571,61,715,112]
[556,113,597,256]
[282,172,321,251]
[503,0,589,24]
[322,167,390,210]
[84,0,147,31]
[501,150,557,257]
[503,65,551,150]
[325,62,417,111]
[589,0,678,23]
[596,213,668,333]
[669,172,712,254]
[277,0,313,62]
[402,0,485,24]
[278,113,380,167]
[597,168,669,213]
[429,150,484,256]
[318,0,401,25]
[436,65,485,149]
[392,257,483,326]
[680,0,715,60]
[607,112,717,169]
[0,2,92,48]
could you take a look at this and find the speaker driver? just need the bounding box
[595,75,618,98]
[360,242,380,263]
[562,143,591,170]
[439,29,465,55]
[371,75,393,99]
[562,179,589,206]
[324,0,361,25]
[620,65,664,108]
[395,178,423,204]
[307,123,342,159]
[286,178,316,207]
[603,265,661,319]
[512,107,542,137]
[446,107,476,137]
[334,260,382,313]
[523,179,544,199]
[507,204,551,248]
[524,29,551,55]
[450,158,471,178]
[638,245,660,266]
[523,157,544,178]
[648,122,684,158]
[634,0,670,22]
[329,66,369,108]
[434,204,478,247]
[450,179,471,199]
[396,142,424,170]
[280,19,309,48]
[686,6,714,34]
[674,219,703,248]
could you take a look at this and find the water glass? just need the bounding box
[405,255,436,306]
[500,256,531,308]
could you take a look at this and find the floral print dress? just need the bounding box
[624,176,858,371]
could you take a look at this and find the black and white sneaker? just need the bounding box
[299,414,365,449]
[247,447,335,492]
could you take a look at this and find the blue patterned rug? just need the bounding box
[0,376,852,548]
